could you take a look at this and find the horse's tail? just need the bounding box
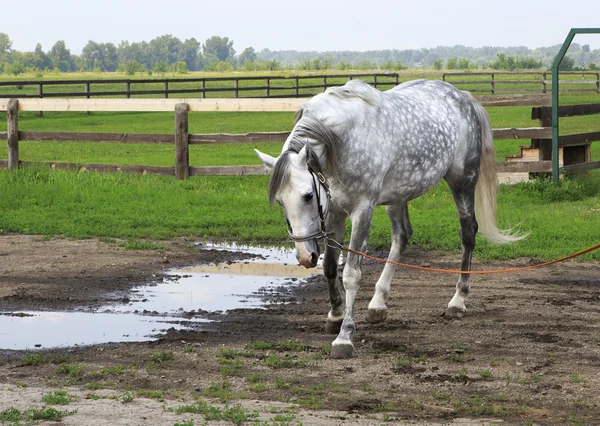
[473,100,527,244]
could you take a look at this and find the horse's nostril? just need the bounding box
[311,252,318,266]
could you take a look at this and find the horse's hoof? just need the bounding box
[325,318,342,334]
[366,309,387,324]
[331,342,354,359]
[444,306,466,319]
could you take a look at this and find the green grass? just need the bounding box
[41,390,75,406]
[0,165,598,261]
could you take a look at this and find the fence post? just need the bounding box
[164,81,169,99]
[265,78,270,98]
[85,82,91,115]
[597,72,599,94]
[7,99,19,170]
[37,83,43,117]
[174,103,189,180]
[491,73,495,94]
[542,72,547,94]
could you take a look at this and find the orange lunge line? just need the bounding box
[340,243,600,275]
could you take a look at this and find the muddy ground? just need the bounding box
[0,235,599,425]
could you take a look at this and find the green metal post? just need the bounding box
[551,28,600,183]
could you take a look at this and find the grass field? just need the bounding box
[1,73,599,261]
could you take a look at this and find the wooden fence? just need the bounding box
[1,96,598,179]
[2,72,599,102]
[0,73,399,100]
[443,71,600,95]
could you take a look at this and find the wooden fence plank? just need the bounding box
[563,160,600,174]
[189,132,290,144]
[493,127,551,139]
[12,160,175,176]
[11,98,306,112]
[189,165,268,176]
[497,160,552,173]
[18,131,173,144]
[559,131,600,147]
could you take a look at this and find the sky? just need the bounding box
[4,0,600,54]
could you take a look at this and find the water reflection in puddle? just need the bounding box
[0,243,321,350]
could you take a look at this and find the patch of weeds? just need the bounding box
[264,354,306,369]
[573,398,590,409]
[479,369,492,379]
[274,377,292,390]
[0,407,21,422]
[27,406,77,421]
[89,364,131,378]
[396,358,412,368]
[121,392,135,404]
[449,352,468,363]
[247,340,305,352]
[42,390,75,405]
[595,336,600,346]
[454,368,468,380]
[136,389,164,401]
[374,401,395,411]
[432,391,451,401]
[174,420,195,426]
[246,373,263,384]
[57,363,85,377]
[20,352,43,366]
[290,384,326,409]
[248,382,268,393]
[148,350,174,364]
[85,381,112,390]
[183,343,196,353]
[362,384,375,394]
[202,380,239,403]
[219,357,243,377]
[174,400,258,424]
[531,374,543,383]
[569,373,587,384]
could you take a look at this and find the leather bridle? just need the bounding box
[286,167,334,243]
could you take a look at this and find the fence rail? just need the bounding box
[1,72,600,102]
[0,73,400,100]
[1,97,599,178]
[443,71,600,95]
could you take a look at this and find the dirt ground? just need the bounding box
[0,235,599,425]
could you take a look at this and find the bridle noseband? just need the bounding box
[286,167,334,243]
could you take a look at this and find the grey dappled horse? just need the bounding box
[255,79,524,359]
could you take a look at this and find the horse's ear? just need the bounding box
[297,145,308,164]
[255,149,276,170]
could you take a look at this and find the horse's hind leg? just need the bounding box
[445,179,478,318]
[367,203,412,324]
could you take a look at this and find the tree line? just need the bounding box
[1,32,599,76]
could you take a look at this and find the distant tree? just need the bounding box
[153,61,169,74]
[558,55,575,71]
[446,57,458,70]
[148,34,183,66]
[203,36,235,62]
[49,40,75,72]
[120,60,146,75]
[0,33,12,59]
[432,59,443,70]
[34,44,52,70]
[582,44,591,53]
[179,38,201,71]
[239,47,257,66]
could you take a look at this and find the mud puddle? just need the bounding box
[0,243,320,350]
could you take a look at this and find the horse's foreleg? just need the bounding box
[367,203,412,324]
[331,206,373,359]
[323,213,347,334]
[446,191,478,318]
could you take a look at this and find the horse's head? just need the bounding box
[255,145,330,269]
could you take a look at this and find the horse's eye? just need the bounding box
[302,193,314,202]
